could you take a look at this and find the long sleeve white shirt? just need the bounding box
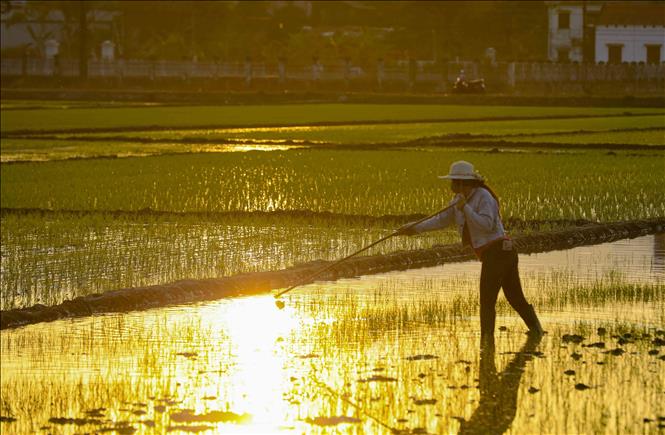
[412,187,506,250]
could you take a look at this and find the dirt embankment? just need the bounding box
[1,218,663,330]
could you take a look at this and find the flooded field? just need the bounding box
[1,101,663,433]
[1,235,663,434]
[3,103,660,133]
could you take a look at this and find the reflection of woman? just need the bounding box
[397,161,543,339]
[459,333,543,434]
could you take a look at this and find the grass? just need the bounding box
[2,111,663,310]
[3,193,660,311]
[2,149,663,220]
[3,114,661,163]
[9,114,663,144]
[0,211,458,310]
[71,115,664,144]
[2,103,663,133]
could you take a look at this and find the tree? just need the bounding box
[3,1,59,57]
[4,1,548,64]
[78,0,87,79]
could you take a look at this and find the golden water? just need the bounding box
[1,235,664,434]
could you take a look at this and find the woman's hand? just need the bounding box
[455,194,466,211]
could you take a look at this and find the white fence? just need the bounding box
[2,58,664,86]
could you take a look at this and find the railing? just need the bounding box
[2,58,664,87]
[510,61,665,83]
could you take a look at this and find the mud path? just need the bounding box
[1,218,662,330]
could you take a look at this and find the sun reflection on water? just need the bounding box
[1,236,664,433]
[199,296,300,431]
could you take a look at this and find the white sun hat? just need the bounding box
[438,160,484,181]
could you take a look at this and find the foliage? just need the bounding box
[4,1,550,62]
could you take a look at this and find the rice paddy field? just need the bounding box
[1,100,664,434]
[33,115,663,144]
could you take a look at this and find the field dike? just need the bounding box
[1,218,663,330]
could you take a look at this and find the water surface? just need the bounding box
[1,235,663,433]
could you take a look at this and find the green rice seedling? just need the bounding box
[127,115,665,145]
[4,103,661,133]
[0,211,458,309]
[295,271,663,335]
[2,149,663,221]
[1,146,661,309]
[14,114,664,147]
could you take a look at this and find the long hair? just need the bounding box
[467,179,501,213]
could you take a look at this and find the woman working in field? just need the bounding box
[397,160,543,341]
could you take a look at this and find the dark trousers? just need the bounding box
[479,242,531,336]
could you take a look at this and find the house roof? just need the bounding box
[597,3,665,26]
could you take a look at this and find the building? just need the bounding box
[546,1,603,62]
[1,1,116,58]
[1,1,64,53]
[595,2,664,64]
[546,1,664,63]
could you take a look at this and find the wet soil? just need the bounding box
[1,218,662,330]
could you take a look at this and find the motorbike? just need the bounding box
[452,76,486,93]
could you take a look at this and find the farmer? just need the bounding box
[397,160,543,340]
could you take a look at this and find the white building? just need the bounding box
[1,1,117,56]
[546,1,603,62]
[1,3,65,52]
[547,1,665,64]
[594,2,664,64]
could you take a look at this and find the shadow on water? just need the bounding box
[653,232,665,273]
[460,334,543,435]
